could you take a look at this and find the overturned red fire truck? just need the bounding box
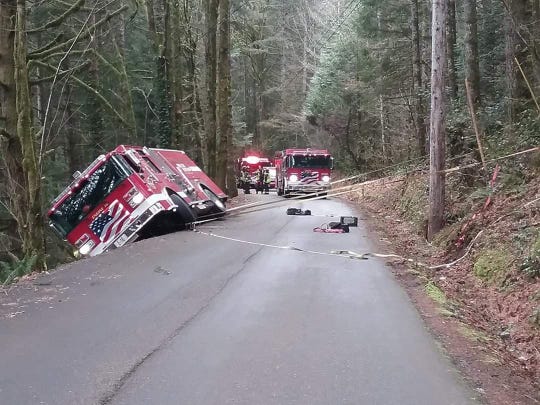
[274,148,333,196]
[48,146,227,257]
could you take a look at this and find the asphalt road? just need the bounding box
[0,194,477,405]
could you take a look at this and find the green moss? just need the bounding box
[424,281,457,317]
[425,281,447,305]
[482,354,503,365]
[458,324,492,343]
[473,248,513,282]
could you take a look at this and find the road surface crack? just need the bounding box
[98,245,267,404]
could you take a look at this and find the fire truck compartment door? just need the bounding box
[150,149,227,200]
[125,150,142,169]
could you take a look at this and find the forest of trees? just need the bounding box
[0,0,539,271]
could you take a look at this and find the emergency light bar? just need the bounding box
[244,156,260,164]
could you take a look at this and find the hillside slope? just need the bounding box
[348,169,539,403]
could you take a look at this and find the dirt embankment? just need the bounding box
[347,172,540,405]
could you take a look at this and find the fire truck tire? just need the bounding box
[283,186,291,198]
[201,186,226,216]
[170,194,197,225]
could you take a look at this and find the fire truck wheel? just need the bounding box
[201,186,226,215]
[170,193,197,225]
[283,187,291,198]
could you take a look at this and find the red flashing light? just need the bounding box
[245,156,260,164]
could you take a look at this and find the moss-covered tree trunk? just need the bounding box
[182,1,208,168]
[216,0,236,196]
[65,85,82,175]
[204,0,218,178]
[0,0,46,270]
[533,0,540,96]
[114,1,137,144]
[533,0,540,97]
[167,0,184,150]
[504,0,531,122]
[216,0,229,190]
[0,0,25,251]
[15,0,45,269]
[464,0,481,107]
[88,13,105,155]
[447,0,458,99]
[410,0,427,156]
[428,0,447,241]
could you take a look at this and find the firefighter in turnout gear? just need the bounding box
[255,168,264,194]
[263,169,271,194]
[241,167,251,194]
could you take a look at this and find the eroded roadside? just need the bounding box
[344,179,540,405]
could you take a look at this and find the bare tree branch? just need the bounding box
[27,0,86,34]
[73,83,128,127]
[29,49,88,62]
[91,48,122,76]
[38,3,99,168]
[34,62,130,134]
[28,6,128,60]
[29,33,64,57]
[29,60,90,85]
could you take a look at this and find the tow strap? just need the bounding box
[191,227,481,270]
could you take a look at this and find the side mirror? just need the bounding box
[330,157,334,170]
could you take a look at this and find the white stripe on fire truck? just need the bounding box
[183,166,202,172]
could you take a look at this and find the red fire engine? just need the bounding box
[274,148,333,196]
[236,155,273,188]
[47,145,227,257]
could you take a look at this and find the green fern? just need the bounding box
[0,255,38,286]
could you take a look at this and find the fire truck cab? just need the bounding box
[275,148,333,196]
[48,145,227,257]
[236,155,273,189]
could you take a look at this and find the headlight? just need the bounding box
[132,192,144,205]
[322,175,331,182]
[79,240,95,256]
[125,188,145,208]
[289,174,298,182]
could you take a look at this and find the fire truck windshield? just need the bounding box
[291,155,331,169]
[49,159,128,237]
